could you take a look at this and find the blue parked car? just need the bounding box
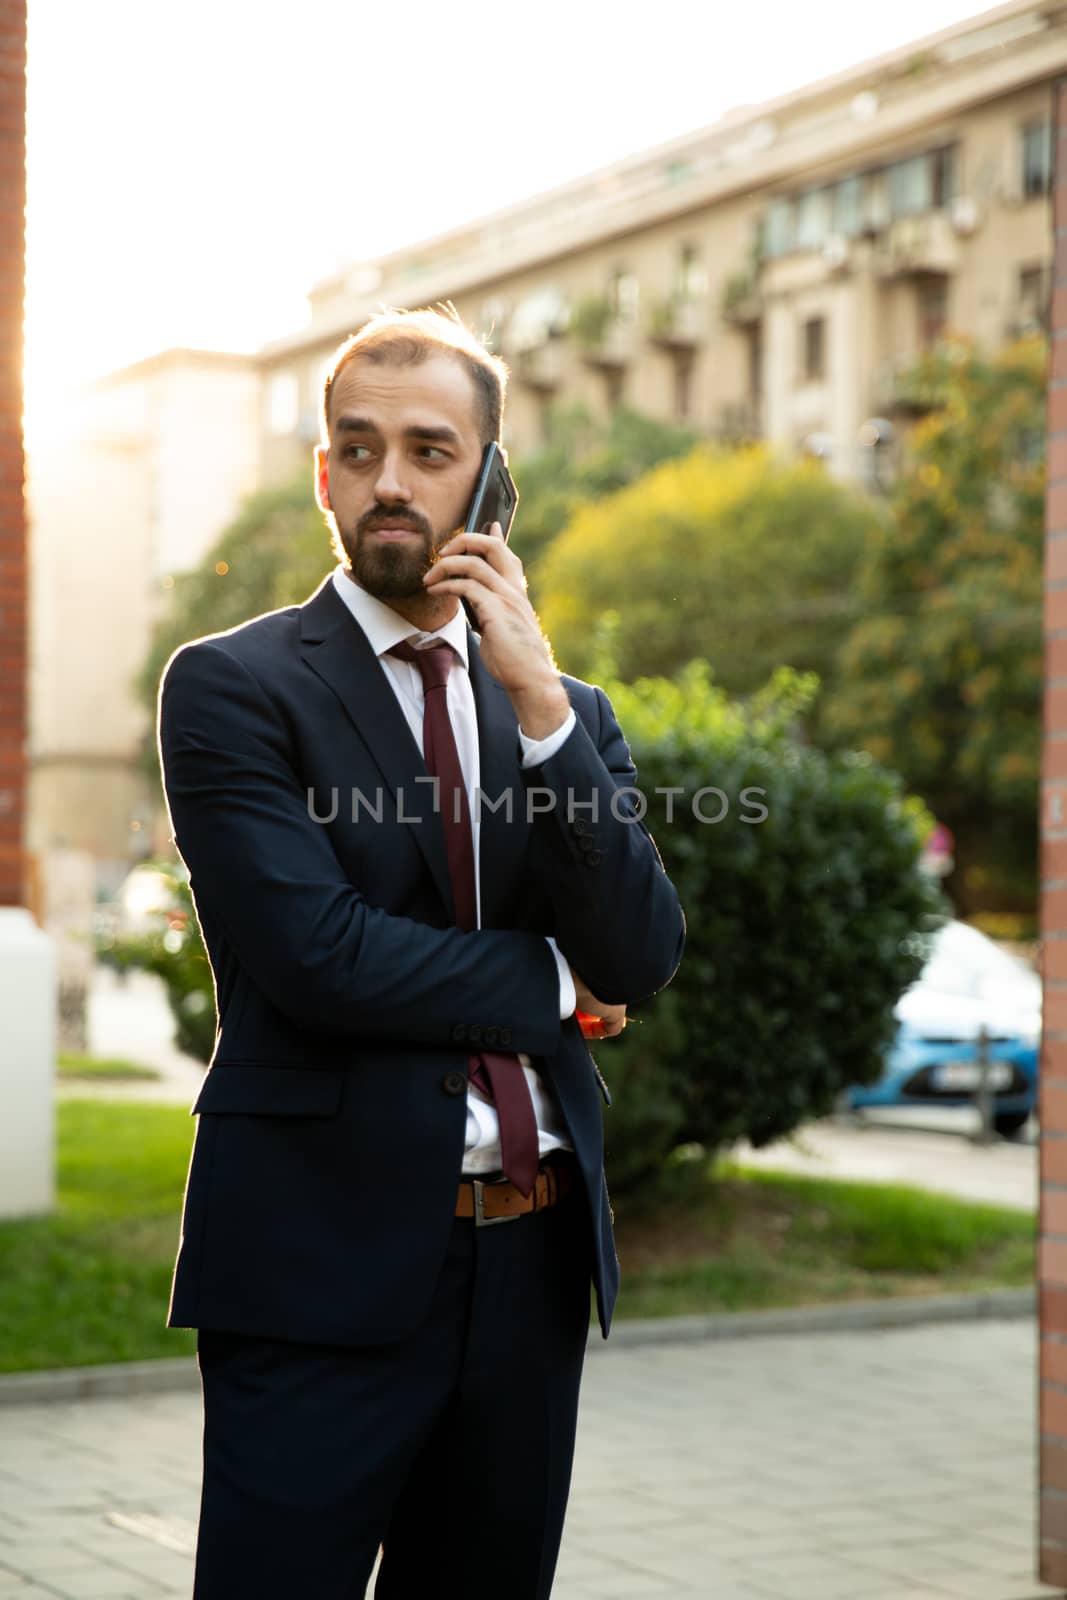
[845,920,1041,1139]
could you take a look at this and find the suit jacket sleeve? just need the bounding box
[158,639,562,1053]
[522,683,685,1004]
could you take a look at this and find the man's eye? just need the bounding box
[418,446,447,460]
[344,445,370,461]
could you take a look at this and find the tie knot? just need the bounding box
[388,638,455,692]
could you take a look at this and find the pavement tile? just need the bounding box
[0,1317,1055,1599]
[16,1569,150,1600]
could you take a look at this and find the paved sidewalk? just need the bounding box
[0,1319,1061,1600]
[733,1111,1038,1213]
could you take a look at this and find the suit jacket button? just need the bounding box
[572,818,589,836]
[587,850,602,866]
[578,835,595,852]
[451,1024,467,1043]
[442,1071,467,1096]
[499,1029,513,1047]
[484,1026,499,1045]
[468,1024,483,1044]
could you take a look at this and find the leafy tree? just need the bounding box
[535,443,879,729]
[137,476,327,724]
[512,402,699,579]
[823,335,1045,913]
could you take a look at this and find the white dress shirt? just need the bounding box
[330,566,577,1173]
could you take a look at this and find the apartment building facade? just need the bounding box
[27,348,259,877]
[256,0,1066,491]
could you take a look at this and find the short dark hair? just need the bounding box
[322,304,507,448]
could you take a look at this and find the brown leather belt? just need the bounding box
[456,1156,575,1227]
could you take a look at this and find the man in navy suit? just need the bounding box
[158,306,684,1599]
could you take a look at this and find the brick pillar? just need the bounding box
[0,0,25,907]
[1041,73,1067,1591]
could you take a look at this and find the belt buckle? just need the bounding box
[472,1179,519,1227]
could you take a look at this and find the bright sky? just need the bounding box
[25,0,997,442]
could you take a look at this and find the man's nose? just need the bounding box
[373,451,413,504]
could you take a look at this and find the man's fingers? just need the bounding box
[439,528,523,581]
[424,552,513,594]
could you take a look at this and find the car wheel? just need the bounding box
[993,1109,1031,1140]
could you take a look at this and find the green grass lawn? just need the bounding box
[57,1052,161,1082]
[0,1101,197,1372]
[614,1161,1035,1320]
[0,1102,1037,1373]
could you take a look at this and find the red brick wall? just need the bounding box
[1042,73,1067,1590]
[0,0,25,908]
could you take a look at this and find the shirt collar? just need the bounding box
[331,566,470,669]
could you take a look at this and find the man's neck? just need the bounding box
[340,569,461,634]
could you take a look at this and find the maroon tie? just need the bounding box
[389,639,541,1196]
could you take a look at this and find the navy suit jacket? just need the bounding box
[159,572,685,1343]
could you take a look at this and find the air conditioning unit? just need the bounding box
[949,196,979,235]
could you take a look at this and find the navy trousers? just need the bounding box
[192,1183,592,1599]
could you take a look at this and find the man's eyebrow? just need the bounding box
[334,415,462,446]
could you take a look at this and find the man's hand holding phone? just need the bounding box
[423,524,571,742]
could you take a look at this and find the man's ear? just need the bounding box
[315,446,331,512]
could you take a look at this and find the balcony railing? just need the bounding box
[871,213,960,279]
[511,338,566,391]
[648,296,706,349]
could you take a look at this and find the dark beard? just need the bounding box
[338,499,465,601]
[339,506,434,600]
[347,532,432,599]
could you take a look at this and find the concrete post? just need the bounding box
[0,0,54,1217]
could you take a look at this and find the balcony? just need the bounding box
[872,213,959,280]
[511,337,565,392]
[720,271,763,327]
[648,295,706,350]
[570,294,639,370]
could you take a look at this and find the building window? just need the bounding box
[1022,120,1052,198]
[795,187,832,251]
[802,316,826,382]
[748,325,762,405]
[887,154,932,218]
[609,268,640,321]
[267,372,299,436]
[862,170,890,233]
[1018,264,1050,331]
[673,357,693,420]
[675,243,707,300]
[831,176,863,238]
[604,369,626,410]
[763,198,794,258]
[917,277,948,348]
[932,146,958,209]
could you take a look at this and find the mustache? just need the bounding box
[358,506,434,539]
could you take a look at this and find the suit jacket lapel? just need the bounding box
[297,576,455,917]
[468,635,530,930]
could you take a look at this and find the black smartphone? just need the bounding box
[459,442,518,629]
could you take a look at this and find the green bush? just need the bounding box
[592,657,945,1194]
[102,870,216,1064]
